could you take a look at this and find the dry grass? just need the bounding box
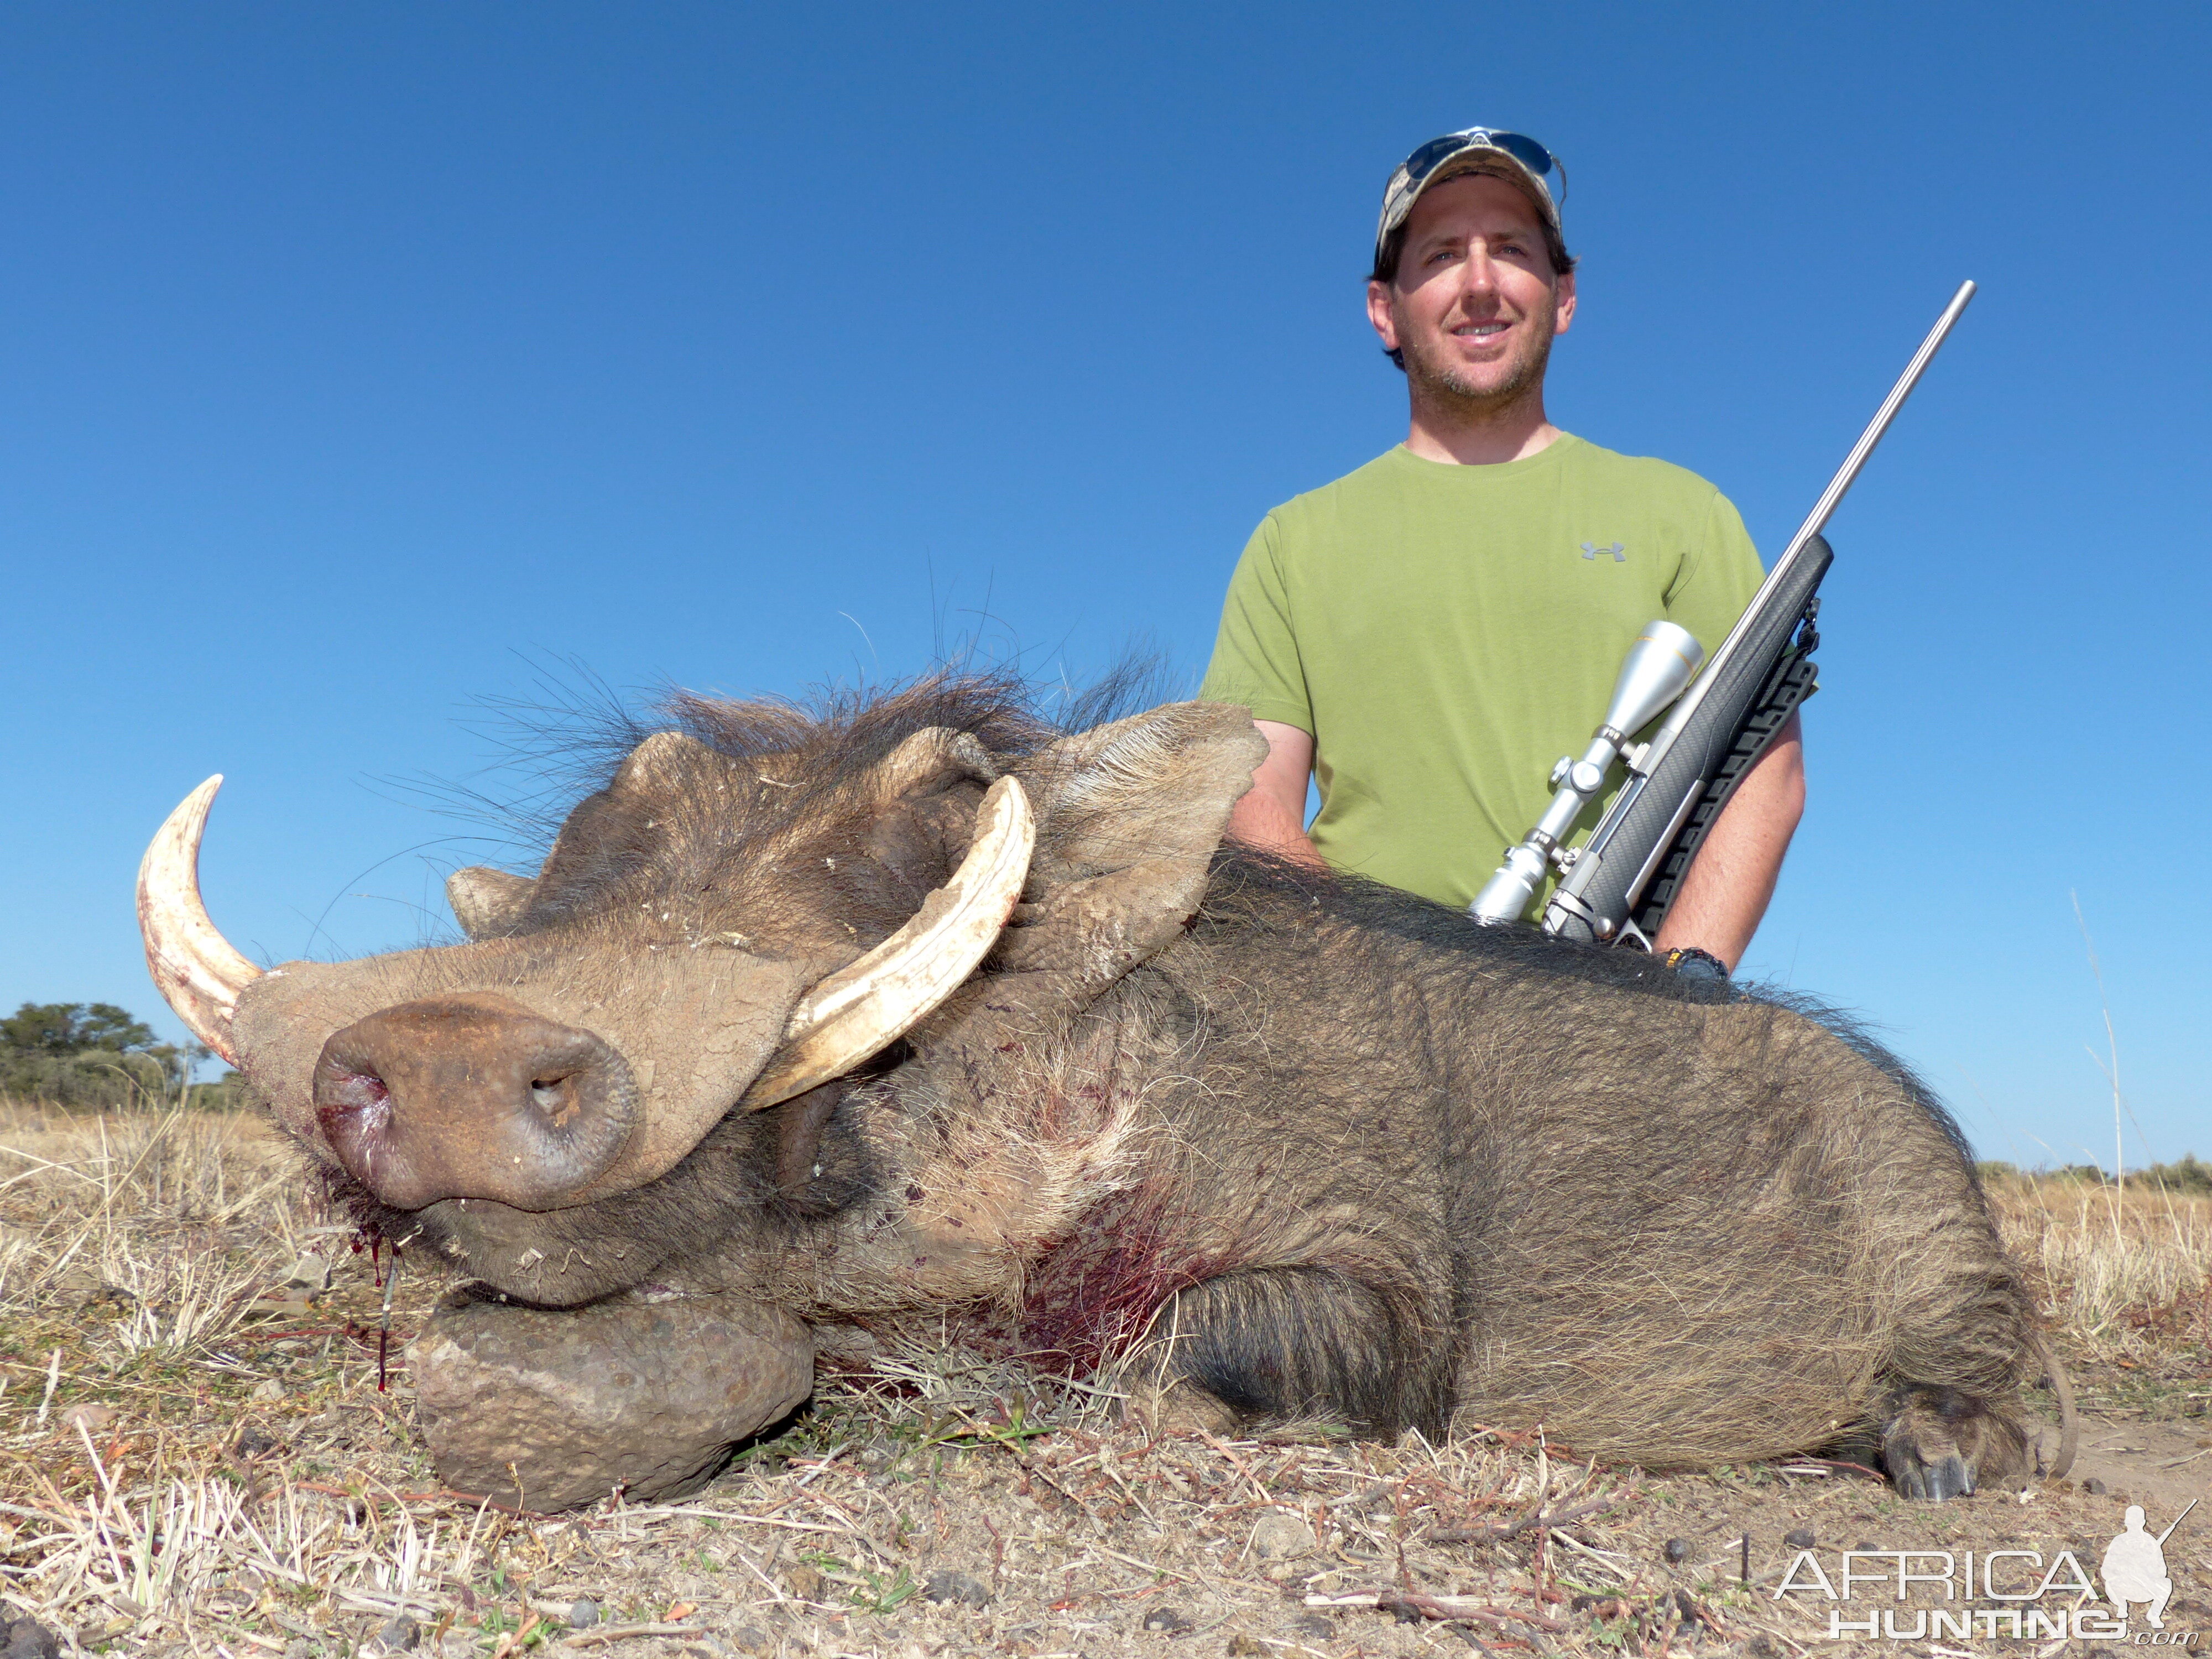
[1983,1172,2212,1420]
[3,1097,2207,1659]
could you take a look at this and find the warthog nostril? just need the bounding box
[529,1076,582,1128]
[317,1067,391,1129]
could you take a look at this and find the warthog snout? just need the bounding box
[312,992,638,1211]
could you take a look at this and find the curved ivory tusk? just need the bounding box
[740,774,1035,1110]
[138,776,263,1063]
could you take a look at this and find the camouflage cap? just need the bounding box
[1374,128,1565,272]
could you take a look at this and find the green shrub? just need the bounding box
[0,999,232,1111]
[2142,1154,2212,1195]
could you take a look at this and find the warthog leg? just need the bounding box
[1879,1384,2031,1500]
[1116,1265,1453,1440]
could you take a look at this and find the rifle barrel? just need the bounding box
[1677,280,1976,732]
[1784,278,1977,565]
[2154,1496,2197,1546]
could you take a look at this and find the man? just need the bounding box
[1198,127,1803,971]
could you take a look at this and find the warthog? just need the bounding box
[141,676,2071,1503]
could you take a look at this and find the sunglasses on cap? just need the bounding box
[1399,128,1565,205]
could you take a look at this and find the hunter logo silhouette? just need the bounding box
[2103,1500,2193,1629]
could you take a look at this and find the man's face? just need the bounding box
[1367,172,1575,414]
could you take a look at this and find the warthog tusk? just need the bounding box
[739,774,1035,1111]
[138,776,262,1064]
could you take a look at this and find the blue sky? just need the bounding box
[2,2,2203,1168]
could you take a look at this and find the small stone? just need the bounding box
[284,1253,332,1292]
[567,1600,601,1629]
[1663,1536,1689,1563]
[1141,1606,1193,1634]
[371,1614,419,1652]
[1251,1512,1317,1561]
[58,1402,114,1432]
[922,1569,991,1608]
[2082,1476,2107,1495]
[1,1615,61,1659]
[251,1378,287,1404]
[409,1288,813,1511]
[1782,1527,1815,1550]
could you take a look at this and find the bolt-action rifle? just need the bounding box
[1469,281,1978,946]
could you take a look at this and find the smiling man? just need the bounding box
[1199,127,1803,972]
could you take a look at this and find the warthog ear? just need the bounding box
[446,867,535,941]
[989,700,1267,992]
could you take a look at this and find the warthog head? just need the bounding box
[139,681,1264,1302]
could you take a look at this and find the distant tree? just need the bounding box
[2144,1154,2212,1195]
[1,1001,158,1053]
[0,1001,218,1107]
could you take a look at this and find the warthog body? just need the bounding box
[148,677,2058,1498]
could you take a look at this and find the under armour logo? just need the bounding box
[1581,541,1626,562]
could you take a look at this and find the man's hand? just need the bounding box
[1224,720,1326,868]
[1650,711,1806,972]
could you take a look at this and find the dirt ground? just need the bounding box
[2,1102,2206,1659]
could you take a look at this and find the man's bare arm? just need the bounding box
[1649,710,1805,971]
[1223,719,1325,868]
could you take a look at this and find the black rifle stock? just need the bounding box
[1534,281,1977,948]
[1625,550,1825,937]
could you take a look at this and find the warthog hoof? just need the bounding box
[1880,1387,2029,1501]
[410,1287,813,1510]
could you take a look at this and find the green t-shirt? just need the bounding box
[1198,434,1765,914]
